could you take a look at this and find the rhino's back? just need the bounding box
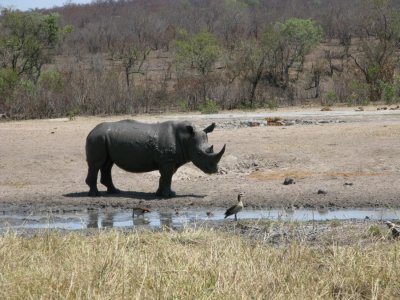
[87,120,163,172]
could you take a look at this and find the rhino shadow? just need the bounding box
[63,190,205,200]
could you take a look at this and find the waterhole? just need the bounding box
[0,207,399,232]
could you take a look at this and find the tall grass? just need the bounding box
[0,228,400,299]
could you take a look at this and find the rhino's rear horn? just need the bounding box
[203,123,216,134]
[206,145,214,153]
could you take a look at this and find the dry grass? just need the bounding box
[1,228,400,299]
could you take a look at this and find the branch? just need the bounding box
[349,54,368,77]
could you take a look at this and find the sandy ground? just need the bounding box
[0,106,400,213]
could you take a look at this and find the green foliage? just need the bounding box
[0,9,62,82]
[235,39,265,76]
[278,18,322,56]
[38,71,64,92]
[379,77,400,104]
[324,90,337,105]
[19,79,35,94]
[367,64,380,78]
[199,98,219,114]
[63,24,74,34]
[67,110,76,121]
[277,18,322,81]
[265,98,279,110]
[0,68,18,99]
[351,0,400,102]
[347,80,370,106]
[379,81,396,104]
[175,31,221,75]
[178,100,190,112]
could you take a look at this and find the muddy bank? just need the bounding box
[0,107,399,212]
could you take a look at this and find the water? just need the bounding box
[1,207,400,232]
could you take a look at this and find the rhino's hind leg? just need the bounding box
[100,159,120,194]
[86,166,100,197]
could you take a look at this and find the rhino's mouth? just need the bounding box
[192,144,225,174]
[203,165,218,174]
[191,160,218,174]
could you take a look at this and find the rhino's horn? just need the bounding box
[209,144,225,162]
[206,145,214,153]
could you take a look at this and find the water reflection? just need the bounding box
[87,211,116,228]
[133,218,150,226]
[101,212,115,228]
[2,207,400,231]
[159,212,174,228]
[87,211,99,228]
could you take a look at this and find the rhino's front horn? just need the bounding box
[210,144,225,163]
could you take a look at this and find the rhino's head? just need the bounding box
[184,122,225,174]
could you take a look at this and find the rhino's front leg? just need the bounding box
[156,166,176,198]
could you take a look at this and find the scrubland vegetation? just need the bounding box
[0,226,400,299]
[1,0,400,119]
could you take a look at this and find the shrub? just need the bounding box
[199,98,219,114]
[178,100,190,112]
[323,90,337,106]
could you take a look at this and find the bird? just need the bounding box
[384,221,400,238]
[206,211,214,217]
[132,207,151,218]
[225,192,244,221]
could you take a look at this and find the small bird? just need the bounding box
[225,192,244,221]
[385,221,400,238]
[206,211,214,217]
[132,207,151,218]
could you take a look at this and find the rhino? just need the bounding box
[85,120,225,197]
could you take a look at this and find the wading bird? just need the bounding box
[225,192,244,221]
[132,207,151,218]
[385,221,400,238]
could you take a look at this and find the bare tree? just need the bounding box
[350,0,400,101]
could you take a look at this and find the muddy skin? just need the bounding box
[85,120,225,198]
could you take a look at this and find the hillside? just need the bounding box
[1,0,400,118]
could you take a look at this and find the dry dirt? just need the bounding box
[0,106,400,213]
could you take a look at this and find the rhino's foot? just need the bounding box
[106,187,120,194]
[156,189,176,198]
[88,188,100,197]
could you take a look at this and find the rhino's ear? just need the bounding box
[203,123,216,134]
[186,125,195,137]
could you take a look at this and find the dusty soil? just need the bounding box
[0,106,400,213]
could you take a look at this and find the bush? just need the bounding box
[347,80,369,106]
[0,68,18,109]
[199,98,219,114]
[379,77,400,104]
[178,100,190,112]
[39,71,64,92]
[323,90,337,106]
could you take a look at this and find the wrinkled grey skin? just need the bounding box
[85,120,225,198]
